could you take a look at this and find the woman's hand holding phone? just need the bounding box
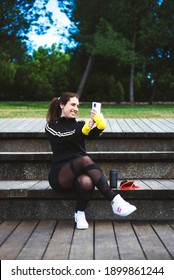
[91,102,106,130]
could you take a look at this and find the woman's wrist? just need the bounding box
[93,113,106,130]
[82,120,92,135]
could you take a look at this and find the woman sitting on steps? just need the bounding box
[45,92,137,230]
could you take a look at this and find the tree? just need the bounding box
[14,44,70,100]
[0,0,53,61]
[0,53,17,99]
[141,0,174,103]
[59,0,174,104]
[0,0,54,98]
[58,0,147,103]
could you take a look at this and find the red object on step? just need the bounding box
[120,180,140,190]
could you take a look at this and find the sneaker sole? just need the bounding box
[75,223,89,230]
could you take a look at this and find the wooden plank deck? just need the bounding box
[0,118,174,133]
[0,179,174,199]
[0,118,173,260]
[0,219,174,260]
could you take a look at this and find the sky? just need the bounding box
[29,0,71,50]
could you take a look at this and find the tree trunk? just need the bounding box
[149,79,158,105]
[130,63,135,105]
[77,56,93,98]
[129,31,136,105]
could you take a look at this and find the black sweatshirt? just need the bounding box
[45,117,103,164]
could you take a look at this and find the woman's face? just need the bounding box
[60,96,79,118]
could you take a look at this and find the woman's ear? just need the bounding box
[60,103,64,109]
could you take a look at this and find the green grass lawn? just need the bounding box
[0,101,174,118]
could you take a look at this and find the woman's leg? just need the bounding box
[57,155,136,218]
[74,175,94,230]
[57,158,95,211]
[58,155,115,201]
[74,174,94,212]
[67,155,116,200]
[57,159,95,229]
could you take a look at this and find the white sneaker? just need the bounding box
[111,194,137,216]
[74,211,89,229]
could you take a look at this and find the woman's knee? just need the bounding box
[77,174,94,191]
[81,155,94,167]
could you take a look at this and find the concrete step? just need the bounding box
[0,152,174,180]
[0,179,174,220]
[0,131,173,152]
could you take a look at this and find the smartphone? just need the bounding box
[92,102,101,113]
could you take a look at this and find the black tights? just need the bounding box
[57,155,116,212]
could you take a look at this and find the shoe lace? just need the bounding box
[116,195,130,206]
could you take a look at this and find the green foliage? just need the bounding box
[86,18,140,65]
[0,51,17,98]
[1,0,174,102]
[0,0,53,61]
[59,0,174,103]
[14,45,70,100]
[115,81,125,103]
[0,57,17,87]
